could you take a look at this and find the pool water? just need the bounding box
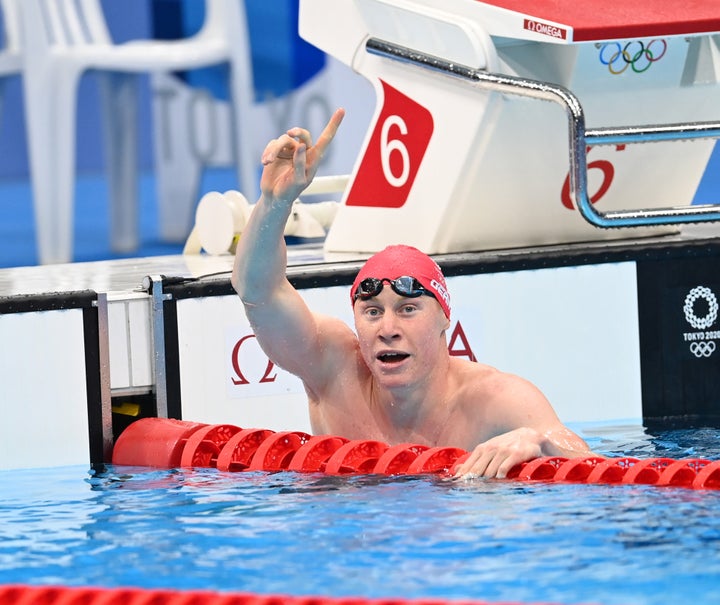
[1,423,720,605]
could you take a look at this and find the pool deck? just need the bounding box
[2,223,720,300]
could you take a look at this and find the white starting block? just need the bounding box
[299,0,720,254]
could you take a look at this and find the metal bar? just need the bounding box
[144,275,170,419]
[365,37,720,228]
[93,292,114,463]
[586,123,720,146]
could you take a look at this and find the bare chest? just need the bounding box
[309,382,490,449]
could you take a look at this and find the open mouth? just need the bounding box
[377,352,410,364]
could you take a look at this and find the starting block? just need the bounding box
[299,0,720,254]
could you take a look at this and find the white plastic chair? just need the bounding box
[17,0,256,264]
[0,0,22,117]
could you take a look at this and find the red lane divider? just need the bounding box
[111,418,720,490]
[180,424,242,468]
[621,457,676,485]
[554,457,607,482]
[111,417,207,468]
[374,443,429,474]
[216,428,275,472]
[0,584,562,605]
[248,431,312,471]
[512,456,568,481]
[692,460,720,489]
[287,435,349,472]
[406,446,467,474]
[656,458,710,487]
[324,440,388,474]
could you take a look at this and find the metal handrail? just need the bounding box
[366,37,720,228]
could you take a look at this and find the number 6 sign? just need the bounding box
[346,81,434,208]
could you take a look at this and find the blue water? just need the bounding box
[2,423,720,605]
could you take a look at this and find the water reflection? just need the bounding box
[0,428,720,604]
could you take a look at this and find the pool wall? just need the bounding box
[2,236,720,471]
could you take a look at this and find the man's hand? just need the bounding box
[453,427,546,479]
[260,108,345,204]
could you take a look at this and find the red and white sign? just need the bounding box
[523,18,567,40]
[225,331,303,399]
[345,80,433,208]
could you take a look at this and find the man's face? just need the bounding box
[353,286,450,389]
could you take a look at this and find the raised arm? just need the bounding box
[231,109,347,384]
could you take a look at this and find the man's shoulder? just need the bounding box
[450,359,536,401]
[450,357,502,382]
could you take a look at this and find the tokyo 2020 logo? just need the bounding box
[682,286,719,358]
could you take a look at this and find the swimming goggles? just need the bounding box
[353,276,434,301]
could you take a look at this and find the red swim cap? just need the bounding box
[350,245,451,318]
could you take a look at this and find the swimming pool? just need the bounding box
[1,422,719,605]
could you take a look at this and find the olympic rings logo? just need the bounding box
[690,341,716,358]
[597,39,667,74]
[683,286,718,330]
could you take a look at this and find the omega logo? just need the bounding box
[230,334,277,385]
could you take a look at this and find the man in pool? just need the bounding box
[231,108,594,479]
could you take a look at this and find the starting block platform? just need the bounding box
[300,0,720,254]
[440,0,720,42]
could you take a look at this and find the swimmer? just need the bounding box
[231,108,595,478]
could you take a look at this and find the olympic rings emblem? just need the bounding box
[598,39,667,74]
[683,286,718,330]
[690,341,716,358]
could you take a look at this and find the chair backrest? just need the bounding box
[0,0,20,50]
[194,0,246,45]
[0,0,22,74]
[21,0,242,49]
[20,0,112,50]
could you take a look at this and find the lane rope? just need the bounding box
[111,418,720,489]
[0,585,562,605]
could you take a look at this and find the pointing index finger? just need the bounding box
[313,108,346,156]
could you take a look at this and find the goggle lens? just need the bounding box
[353,276,433,301]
